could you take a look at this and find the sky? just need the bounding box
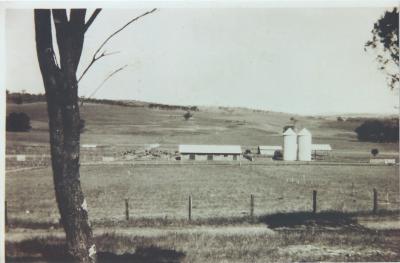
[5,5,399,115]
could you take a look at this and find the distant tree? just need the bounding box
[184,111,193,121]
[283,125,295,133]
[6,112,31,132]
[365,7,399,90]
[355,119,399,142]
[13,94,23,104]
[371,148,379,157]
[337,116,344,122]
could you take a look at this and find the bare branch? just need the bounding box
[81,65,128,106]
[78,50,121,83]
[83,9,101,33]
[77,8,157,82]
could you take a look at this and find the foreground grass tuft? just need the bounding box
[6,226,400,262]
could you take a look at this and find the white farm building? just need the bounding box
[179,145,242,161]
[258,146,282,156]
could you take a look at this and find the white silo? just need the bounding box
[283,128,297,161]
[298,128,312,161]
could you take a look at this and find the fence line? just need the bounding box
[5,188,398,227]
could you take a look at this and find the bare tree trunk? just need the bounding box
[34,9,96,263]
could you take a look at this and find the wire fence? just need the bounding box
[5,188,400,228]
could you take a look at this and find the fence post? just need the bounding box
[312,190,317,213]
[125,198,129,221]
[250,194,254,218]
[373,188,378,214]
[188,195,192,221]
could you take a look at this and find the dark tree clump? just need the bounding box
[184,111,193,121]
[6,112,32,132]
[365,7,399,90]
[371,148,379,157]
[354,119,399,142]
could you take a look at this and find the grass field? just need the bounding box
[6,222,400,262]
[6,163,399,223]
[5,101,400,262]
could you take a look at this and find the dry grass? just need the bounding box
[5,101,399,262]
[6,225,400,262]
[6,164,399,223]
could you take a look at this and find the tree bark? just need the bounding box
[34,9,96,263]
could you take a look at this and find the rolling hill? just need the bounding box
[6,100,398,155]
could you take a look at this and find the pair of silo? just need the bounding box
[283,128,312,161]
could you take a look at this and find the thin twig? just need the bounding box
[81,65,128,106]
[78,50,121,83]
[78,8,157,82]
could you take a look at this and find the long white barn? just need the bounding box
[179,145,242,161]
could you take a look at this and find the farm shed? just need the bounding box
[179,145,242,161]
[311,144,332,160]
[258,146,282,156]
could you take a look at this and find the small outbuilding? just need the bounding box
[179,145,242,161]
[258,146,282,156]
[311,144,332,160]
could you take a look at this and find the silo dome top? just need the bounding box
[283,128,296,136]
[298,128,311,136]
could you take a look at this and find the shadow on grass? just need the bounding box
[6,237,185,263]
[8,209,399,230]
[259,211,365,228]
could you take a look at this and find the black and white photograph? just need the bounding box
[1,1,399,262]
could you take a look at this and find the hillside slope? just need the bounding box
[6,101,398,154]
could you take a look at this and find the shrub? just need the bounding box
[273,150,283,160]
[337,116,344,122]
[371,148,379,157]
[6,112,31,132]
[354,119,399,142]
[183,111,193,121]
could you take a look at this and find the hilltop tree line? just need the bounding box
[6,91,198,111]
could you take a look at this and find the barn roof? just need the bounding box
[179,145,242,154]
[311,144,332,151]
[258,146,282,150]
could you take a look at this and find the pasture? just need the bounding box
[5,101,400,262]
[6,163,399,223]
